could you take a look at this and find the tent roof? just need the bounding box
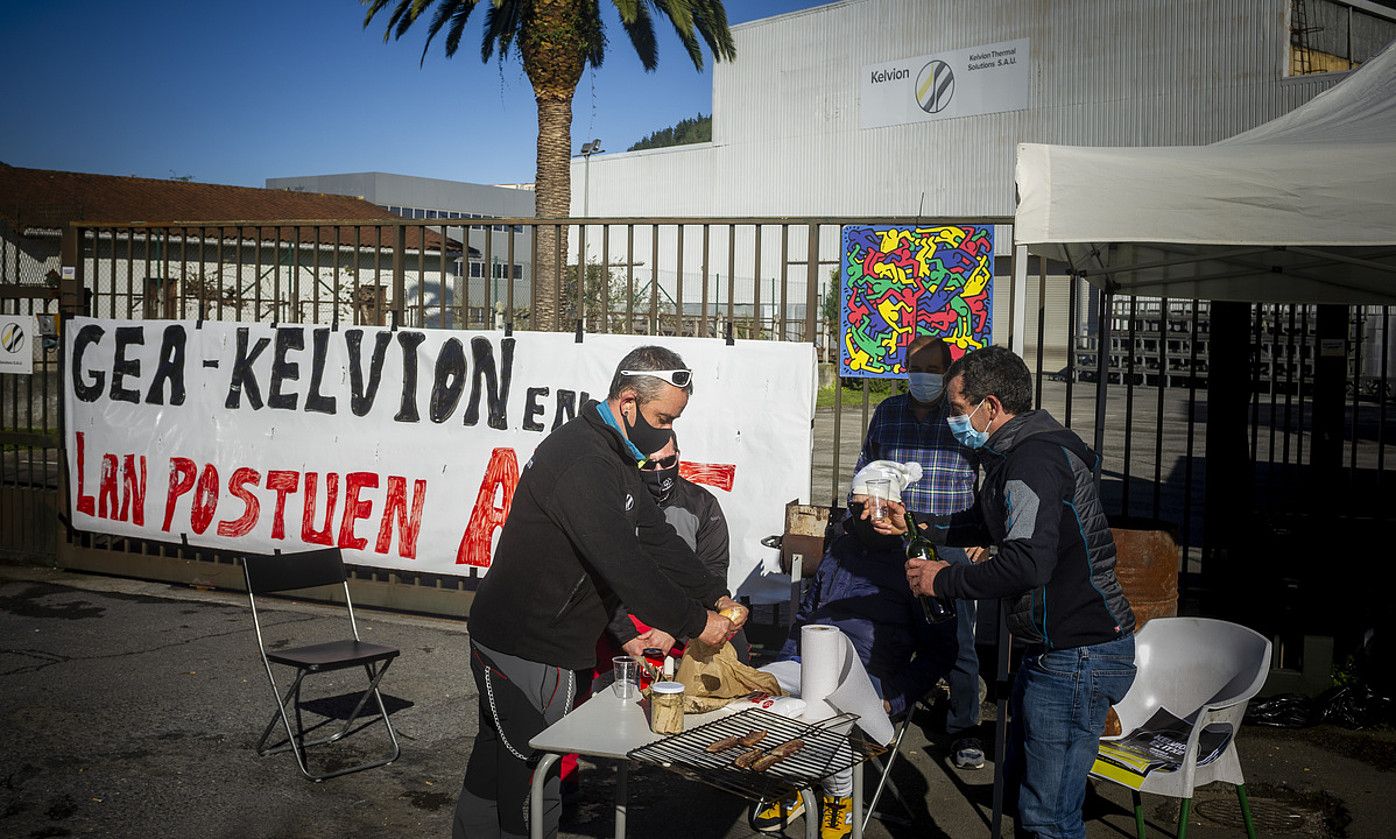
[1014,41,1396,303]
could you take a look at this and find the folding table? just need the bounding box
[528,691,865,839]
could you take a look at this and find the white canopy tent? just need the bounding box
[1014,40,1396,304]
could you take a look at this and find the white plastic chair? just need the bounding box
[1093,617,1272,839]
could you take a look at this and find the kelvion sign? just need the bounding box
[861,39,1030,129]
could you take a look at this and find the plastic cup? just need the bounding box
[865,478,892,521]
[612,656,637,700]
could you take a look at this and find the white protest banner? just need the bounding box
[861,38,1030,129]
[1,314,36,375]
[64,318,816,602]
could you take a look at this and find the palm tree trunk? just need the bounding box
[533,95,572,331]
[521,0,586,332]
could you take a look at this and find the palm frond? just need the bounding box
[650,0,735,71]
[481,0,524,63]
[419,0,479,63]
[655,0,705,71]
[616,0,658,71]
[362,0,416,42]
[582,0,607,68]
[611,0,641,24]
[395,0,439,41]
[444,2,476,57]
[653,0,694,37]
[361,0,393,31]
[690,0,736,62]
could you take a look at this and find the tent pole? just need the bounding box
[990,597,1011,839]
[1312,305,1348,504]
[1203,302,1256,595]
[1010,244,1028,355]
[1288,247,1396,275]
[1093,288,1113,481]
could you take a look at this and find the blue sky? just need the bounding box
[0,0,826,188]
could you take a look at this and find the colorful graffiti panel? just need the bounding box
[839,224,993,377]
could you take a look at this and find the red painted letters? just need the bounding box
[456,447,519,567]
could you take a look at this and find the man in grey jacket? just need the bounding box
[904,346,1136,839]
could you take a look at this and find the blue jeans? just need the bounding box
[1009,633,1136,839]
[940,547,981,736]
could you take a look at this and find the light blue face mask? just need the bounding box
[907,372,943,403]
[946,399,990,449]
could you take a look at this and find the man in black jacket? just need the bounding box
[455,346,745,839]
[903,346,1136,839]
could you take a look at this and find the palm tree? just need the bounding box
[363,0,736,330]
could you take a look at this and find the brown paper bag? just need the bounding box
[674,638,785,713]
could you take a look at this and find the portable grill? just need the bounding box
[626,708,885,802]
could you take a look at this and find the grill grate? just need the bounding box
[627,708,885,802]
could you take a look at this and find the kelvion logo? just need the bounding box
[869,66,909,84]
[915,59,955,113]
[0,322,26,355]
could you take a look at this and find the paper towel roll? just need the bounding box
[828,634,895,745]
[799,624,845,720]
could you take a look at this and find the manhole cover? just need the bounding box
[1195,797,1310,831]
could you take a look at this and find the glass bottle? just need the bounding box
[905,509,956,624]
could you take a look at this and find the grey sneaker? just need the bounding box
[952,737,986,770]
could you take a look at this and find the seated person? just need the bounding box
[609,433,749,663]
[752,461,959,839]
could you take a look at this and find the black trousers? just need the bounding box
[454,641,577,839]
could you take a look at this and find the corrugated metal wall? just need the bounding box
[567,0,1355,362]
[574,0,1340,218]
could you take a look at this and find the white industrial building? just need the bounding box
[267,172,535,313]
[568,0,1396,365]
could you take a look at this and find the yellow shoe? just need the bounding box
[820,793,853,839]
[750,795,806,833]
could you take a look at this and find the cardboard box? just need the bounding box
[780,501,837,577]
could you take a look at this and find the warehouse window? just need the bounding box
[1289,0,1396,76]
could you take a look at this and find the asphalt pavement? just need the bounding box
[2,565,1392,838]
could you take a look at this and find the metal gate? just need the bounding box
[0,221,61,562]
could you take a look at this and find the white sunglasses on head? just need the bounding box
[620,368,692,388]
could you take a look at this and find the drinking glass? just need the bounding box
[865,478,892,521]
[612,656,638,700]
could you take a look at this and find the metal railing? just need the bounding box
[8,216,1020,612]
[2,216,1390,636]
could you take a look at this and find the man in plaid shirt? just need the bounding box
[851,335,986,770]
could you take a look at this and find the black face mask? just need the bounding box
[640,462,680,503]
[845,502,903,550]
[623,403,675,458]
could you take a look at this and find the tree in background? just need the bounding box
[628,113,712,151]
[363,0,736,331]
[562,261,650,333]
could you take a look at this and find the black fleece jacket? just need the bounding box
[933,410,1135,650]
[467,401,729,669]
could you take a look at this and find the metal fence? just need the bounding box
[4,217,980,611]
[1,222,61,562]
[2,218,1391,635]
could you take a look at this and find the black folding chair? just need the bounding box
[242,547,401,781]
[862,691,936,831]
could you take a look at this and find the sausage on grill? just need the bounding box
[751,738,805,772]
[733,748,766,769]
[705,734,744,753]
[738,729,768,748]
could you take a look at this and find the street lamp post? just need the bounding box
[491,256,500,328]
[580,138,604,217]
[579,139,604,332]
